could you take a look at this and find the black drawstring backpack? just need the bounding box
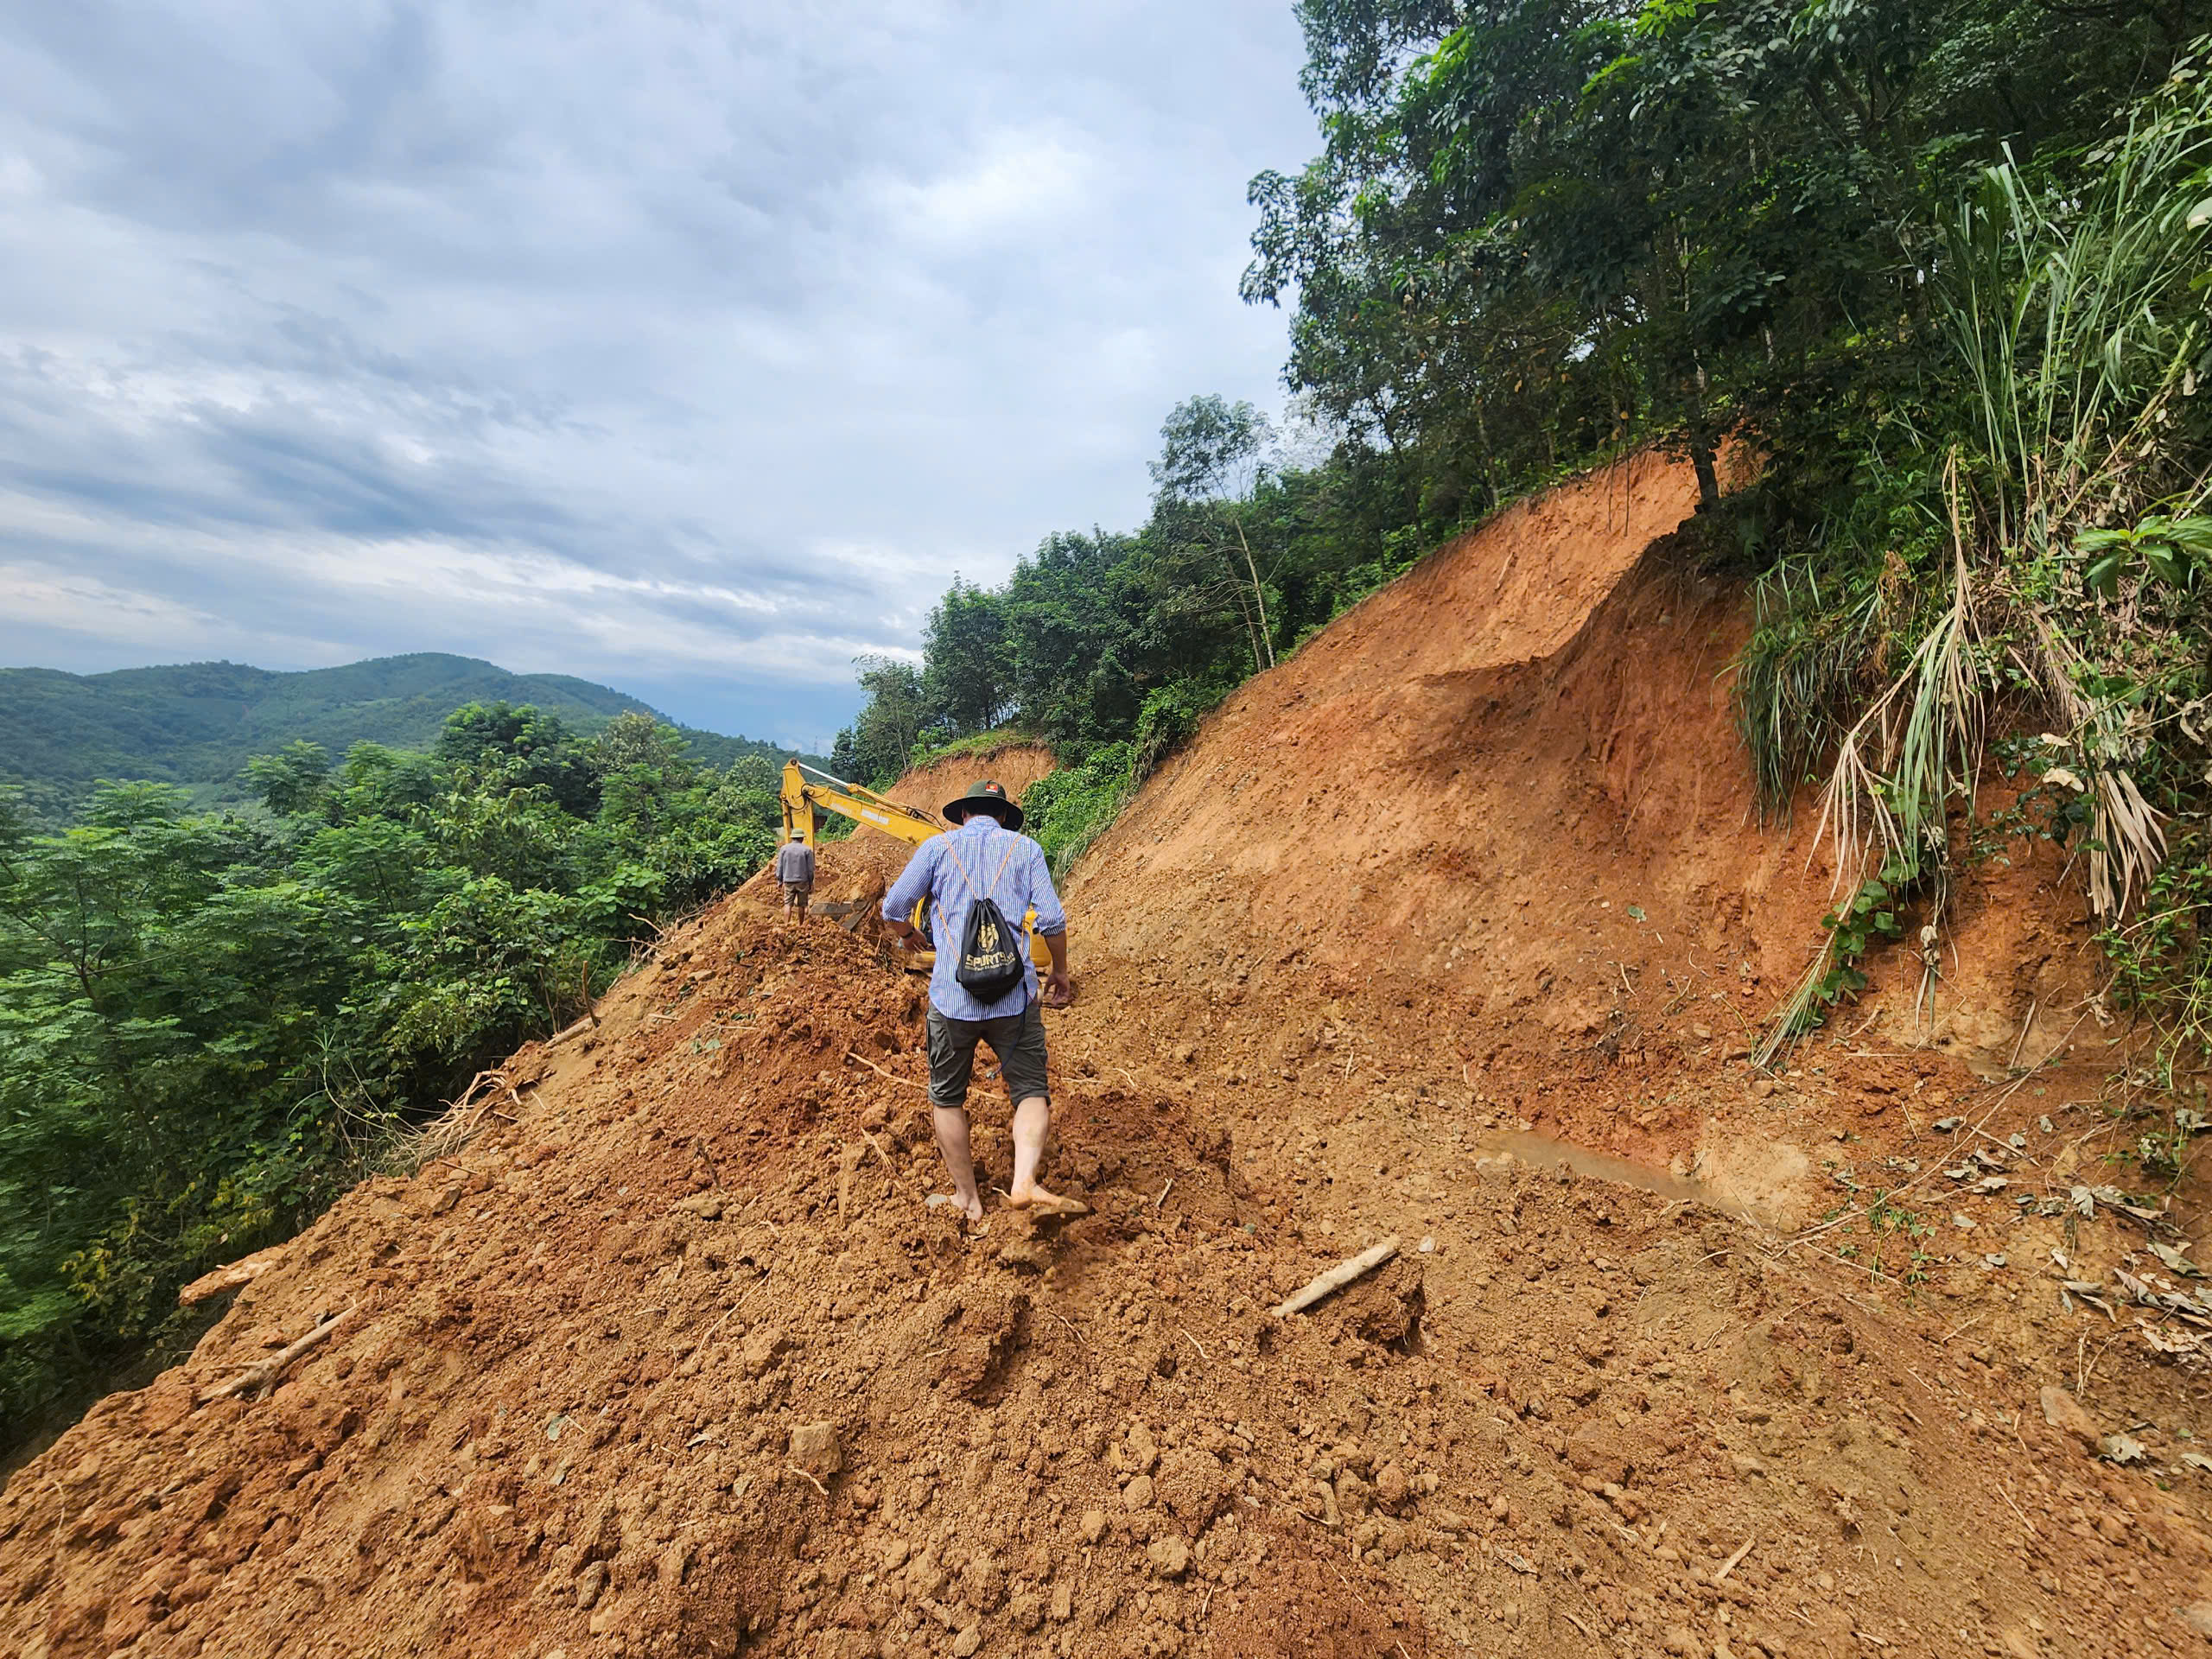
[944,834,1026,1003]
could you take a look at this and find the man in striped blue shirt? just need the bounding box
[882,779,1079,1224]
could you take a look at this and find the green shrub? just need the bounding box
[1021,744,1136,877]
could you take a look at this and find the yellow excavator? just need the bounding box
[779,760,1056,976]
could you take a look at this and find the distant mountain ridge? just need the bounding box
[0,652,798,821]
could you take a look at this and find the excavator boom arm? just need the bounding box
[776,760,1057,976]
[780,761,941,847]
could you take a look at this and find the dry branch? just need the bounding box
[407,1070,522,1164]
[1269,1236,1401,1319]
[846,1048,926,1090]
[545,1011,599,1048]
[197,1307,355,1406]
[177,1252,283,1307]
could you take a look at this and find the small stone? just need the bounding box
[575,1560,607,1611]
[789,1421,844,1476]
[951,1624,982,1658]
[2039,1385,2100,1448]
[742,1325,793,1377]
[1146,1535,1192,1579]
[1078,1508,1109,1544]
[1050,1583,1073,1623]
[1489,1495,1510,1522]
[1418,1236,1436,1254]
[2101,1433,2147,1465]
[1662,1624,1705,1657]
[1008,1592,1045,1634]
[1750,1077,1776,1099]
[1123,1474,1155,1510]
[2179,1602,2212,1638]
[1932,1116,1964,1133]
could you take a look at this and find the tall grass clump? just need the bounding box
[1741,57,2212,1066]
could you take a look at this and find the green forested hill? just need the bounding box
[0,653,792,818]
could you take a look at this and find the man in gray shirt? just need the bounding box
[774,829,816,924]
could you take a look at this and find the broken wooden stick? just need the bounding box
[846,1048,925,1090]
[177,1251,283,1307]
[197,1307,355,1406]
[1714,1535,1756,1582]
[546,1010,599,1047]
[1270,1236,1401,1319]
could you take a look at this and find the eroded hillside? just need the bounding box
[6,454,2210,1659]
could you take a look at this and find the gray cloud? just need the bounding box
[0,2,1316,747]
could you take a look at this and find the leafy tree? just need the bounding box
[922,581,1012,734]
[1151,396,1281,669]
[243,740,332,817]
[0,705,782,1450]
[437,701,599,815]
[833,658,931,785]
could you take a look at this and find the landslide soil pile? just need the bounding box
[1068,449,2101,1211]
[10,454,2212,1659]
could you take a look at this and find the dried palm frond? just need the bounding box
[395,1069,520,1171]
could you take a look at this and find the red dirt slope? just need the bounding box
[1066,449,2102,1210]
[1071,448,2092,1065]
[9,877,2203,1659]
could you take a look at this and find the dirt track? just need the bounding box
[5,454,2211,1657]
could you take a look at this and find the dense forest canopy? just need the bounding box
[843,0,2212,1048]
[0,706,782,1446]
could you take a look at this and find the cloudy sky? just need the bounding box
[0,2,1318,751]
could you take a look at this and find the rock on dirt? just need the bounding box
[789,1421,842,1476]
[2038,1383,2101,1449]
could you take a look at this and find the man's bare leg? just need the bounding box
[931,1106,985,1222]
[1007,1095,1083,1212]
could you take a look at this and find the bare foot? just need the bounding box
[1007,1185,1089,1218]
[925,1191,986,1224]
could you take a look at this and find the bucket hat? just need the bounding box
[943,779,1023,832]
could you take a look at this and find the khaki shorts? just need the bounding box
[781,880,813,899]
[926,1001,1049,1109]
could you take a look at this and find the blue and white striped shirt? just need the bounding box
[882,814,1065,1020]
